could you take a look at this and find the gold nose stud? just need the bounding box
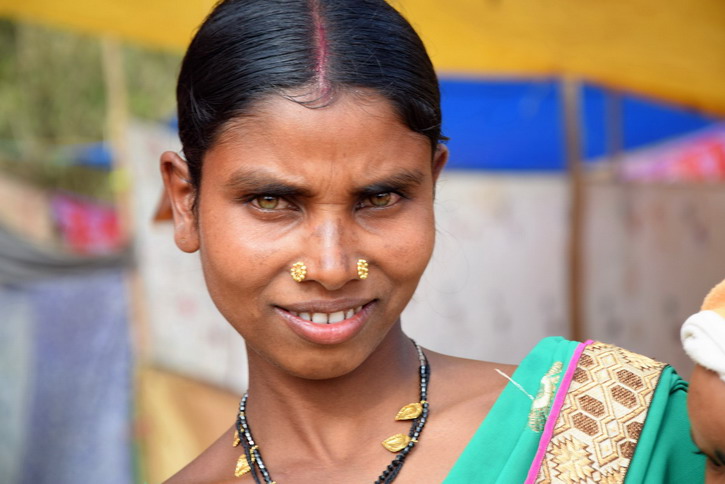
[290,262,307,282]
[357,259,369,280]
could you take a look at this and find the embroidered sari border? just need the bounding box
[524,339,594,483]
[533,342,668,483]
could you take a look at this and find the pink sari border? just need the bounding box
[524,339,595,484]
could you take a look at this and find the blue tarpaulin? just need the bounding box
[440,78,719,171]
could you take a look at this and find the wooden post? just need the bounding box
[562,77,585,342]
[606,89,624,176]
[101,37,131,242]
[101,36,150,358]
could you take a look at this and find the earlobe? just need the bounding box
[160,151,200,253]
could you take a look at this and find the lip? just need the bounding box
[275,299,376,345]
[279,298,372,314]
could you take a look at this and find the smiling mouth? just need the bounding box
[276,300,375,345]
[287,305,365,324]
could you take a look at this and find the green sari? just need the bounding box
[444,337,704,483]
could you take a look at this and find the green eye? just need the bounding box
[370,193,392,207]
[256,196,279,209]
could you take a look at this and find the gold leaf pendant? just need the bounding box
[235,453,253,477]
[233,429,241,447]
[381,433,413,453]
[234,445,258,477]
[395,402,423,421]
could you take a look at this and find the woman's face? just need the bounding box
[163,92,447,379]
[689,364,725,482]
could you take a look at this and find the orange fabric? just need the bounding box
[701,279,725,319]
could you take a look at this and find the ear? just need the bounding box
[160,151,200,253]
[431,143,449,185]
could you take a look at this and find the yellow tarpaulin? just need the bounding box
[398,0,725,116]
[1,0,723,114]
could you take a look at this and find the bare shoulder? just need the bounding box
[426,350,517,408]
[422,349,518,432]
[163,425,246,484]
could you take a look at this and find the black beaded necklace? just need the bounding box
[232,340,430,483]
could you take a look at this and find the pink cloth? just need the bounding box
[524,339,594,483]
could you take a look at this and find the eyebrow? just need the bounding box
[224,170,314,198]
[224,168,426,199]
[356,170,426,198]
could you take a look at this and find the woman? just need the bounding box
[160,0,704,482]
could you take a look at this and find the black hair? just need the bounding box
[177,0,443,193]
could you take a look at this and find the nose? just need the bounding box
[304,216,358,291]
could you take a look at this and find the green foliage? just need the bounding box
[0,19,180,148]
[0,19,181,196]
[0,20,20,146]
[9,21,107,147]
[124,43,180,122]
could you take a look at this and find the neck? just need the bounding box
[243,324,421,458]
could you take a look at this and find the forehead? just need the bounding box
[206,91,432,177]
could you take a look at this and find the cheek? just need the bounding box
[380,207,436,283]
[196,208,281,312]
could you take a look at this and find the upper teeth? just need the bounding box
[291,306,363,324]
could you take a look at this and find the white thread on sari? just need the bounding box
[495,368,534,401]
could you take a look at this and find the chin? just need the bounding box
[263,336,381,381]
[277,352,363,381]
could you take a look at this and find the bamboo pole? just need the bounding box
[101,36,150,359]
[606,89,624,177]
[562,77,586,342]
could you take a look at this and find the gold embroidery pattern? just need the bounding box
[535,342,666,483]
[529,362,563,432]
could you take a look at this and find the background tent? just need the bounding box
[2,0,722,176]
[0,0,723,114]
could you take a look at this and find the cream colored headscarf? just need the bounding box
[681,279,725,382]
